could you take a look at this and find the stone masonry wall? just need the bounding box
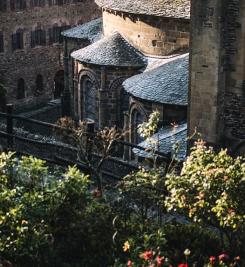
[65,38,91,117]
[130,96,187,126]
[223,0,245,149]
[74,62,141,128]
[103,9,190,57]
[188,0,224,146]
[0,0,99,112]
[189,0,245,153]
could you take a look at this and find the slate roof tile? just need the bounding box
[95,0,190,19]
[61,18,102,42]
[123,54,189,106]
[71,32,147,67]
[133,122,187,160]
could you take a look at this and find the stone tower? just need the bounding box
[188,0,245,155]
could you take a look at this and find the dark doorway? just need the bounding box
[0,82,6,112]
[35,74,44,95]
[17,78,25,99]
[54,70,64,99]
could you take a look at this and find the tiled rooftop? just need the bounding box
[123,54,189,106]
[133,122,187,160]
[61,18,102,42]
[71,32,146,67]
[95,0,190,19]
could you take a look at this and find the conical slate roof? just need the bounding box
[61,18,102,42]
[95,0,190,19]
[123,54,189,106]
[71,32,146,67]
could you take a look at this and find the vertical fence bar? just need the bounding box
[86,119,95,162]
[6,104,13,149]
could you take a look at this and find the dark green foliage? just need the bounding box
[0,152,115,267]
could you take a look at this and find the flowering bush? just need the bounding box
[138,110,160,140]
[117,167,166,222]
[165,141,245,230]
[116,246,241,267]
[205,253,241,267]
[0,152,115,267]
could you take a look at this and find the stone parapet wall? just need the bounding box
[102,9,190,57]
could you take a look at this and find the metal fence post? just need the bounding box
[6,104,13,149]
[86,119,95,162]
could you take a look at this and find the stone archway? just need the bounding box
[109,77,129,129]
[78,69,99,122]
[129,102,147,144]
[54,70,64,99]
[82,77,97,121]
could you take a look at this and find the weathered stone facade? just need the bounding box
[0,0,99,112]
[103,9,190,56]
[188,0,245,154]
[68,2,190,132]
[74,62,142,128]
[128,96,187,144]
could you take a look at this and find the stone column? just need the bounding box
[188,0,225,149]
[99,67,107,128]
[123,111,130,161]
[61,38,71,117]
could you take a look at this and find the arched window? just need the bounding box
[17,78,25,99]
[10,0,26,10]
[31,27,46,48]
[54,70,64,98]
[132,109,144,144]
[0,0,7,11]
[35,74,44,95]
[12,29,24,51]
[119,87,129,129]
[30,0,45,7]
[83,78,96,121]
[0,32,4,53]
[49,23,69,44]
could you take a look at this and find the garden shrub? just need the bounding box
[0,152,115,267]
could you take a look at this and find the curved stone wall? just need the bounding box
[102,9,190,57]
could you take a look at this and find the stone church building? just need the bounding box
[0,0,99,111]
[63,0,190,159]
[62,0,244,157]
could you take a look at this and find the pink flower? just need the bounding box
[234,256,240,262]
[209,256,216,264]
[156,255,165,266]
[219,253,229,262]
[127,260,132,266]
[93,189,102,198]
[178,264,188,267]
[140,250,153,261]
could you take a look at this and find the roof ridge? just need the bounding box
[71,32,146,67]
[95,0,190,19]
